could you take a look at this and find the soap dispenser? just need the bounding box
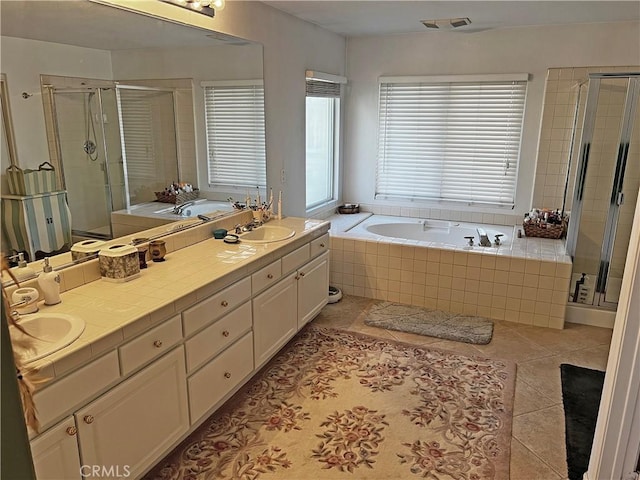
[38,257,61,305]
[14,253,36,283]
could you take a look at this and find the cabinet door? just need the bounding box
[30,416,82,480]
[297,251,329,328]
[252,272,297,369]
[75,347,188,479]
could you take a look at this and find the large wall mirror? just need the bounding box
[0,1,264,270]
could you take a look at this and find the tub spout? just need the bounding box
[477,228,491,247]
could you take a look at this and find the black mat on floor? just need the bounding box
[561,363,605,480]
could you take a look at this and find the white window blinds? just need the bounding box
[376,74,528,207]
[203,81,266,188]
[117,88,156,180]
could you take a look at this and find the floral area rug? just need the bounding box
[145,326,515,480]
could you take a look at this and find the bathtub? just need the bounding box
[346,215,511,248]
[111,200,235,237]
[329,213,572,329]
[151,200,234,218]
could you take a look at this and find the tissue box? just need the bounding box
[71,239,106,262]
[99,244,140,282]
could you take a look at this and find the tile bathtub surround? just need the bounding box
[329,226,572,329]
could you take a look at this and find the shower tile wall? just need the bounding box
[534,66,639,211]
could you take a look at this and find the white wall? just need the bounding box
[344,21,640,217]
[0,36,113,173]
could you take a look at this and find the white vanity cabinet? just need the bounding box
[28,222,331,480]
[75,346,188,479]
[30,416,82,480]
[297,251,330,328]
[253,272,299,369]
[253,236,330,369]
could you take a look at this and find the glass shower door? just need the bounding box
[53,88,124,239]
[567,75,640,307]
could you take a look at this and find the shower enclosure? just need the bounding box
[565,73,640,309]
[47,82,180,240]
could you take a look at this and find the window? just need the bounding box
[305,71,345,210]
[376,74,528,207]
[202,80,265,189]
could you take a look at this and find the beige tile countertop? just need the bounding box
[17,215,330,382]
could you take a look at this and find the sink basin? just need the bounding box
[9,313,86,364]
[240,225,295,243]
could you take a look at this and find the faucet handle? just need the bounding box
[494,234,504,246]
[464,236,475,246]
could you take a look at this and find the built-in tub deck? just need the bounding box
[328,212,571,329]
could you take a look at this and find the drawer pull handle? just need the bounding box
[83,415,94,424]
[66,426,77,436]
[299,271,306,277]
[153,340,163,348]
[320,243,325,247]
[267,273,273,279]
[221,300,229,307]
[224,372,231,379]
[222,330,230,337]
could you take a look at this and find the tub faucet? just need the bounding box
[477,228,492,247]
[173,201,196,215]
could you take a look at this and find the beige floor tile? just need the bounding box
[512,405,569,478]
[517,355,565,401]
[312,294,612,480]
[514,376,558,416]
[510,438,562,480]
[472,329,553,363]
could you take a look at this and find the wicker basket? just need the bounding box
[522,221,566,239]
[154,189,200,204]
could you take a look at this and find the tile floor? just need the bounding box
[310,294,613,480]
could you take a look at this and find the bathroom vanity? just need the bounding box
[17,213,330,479]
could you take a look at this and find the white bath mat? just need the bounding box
[364,302,494,345]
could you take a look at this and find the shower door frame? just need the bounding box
[565,72,640,309]
[48,85,120,240]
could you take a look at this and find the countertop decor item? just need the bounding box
[71,239,106,262]
[37,257,61,304]
[99,244,140,282]
[337,203,360,214]
[213,228,228,239]
[223,234,239,244]
[149,240,167,262]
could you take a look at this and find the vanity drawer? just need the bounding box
[251,259,282,294]
[188,332,254,424]
[119,315,182,375]
[33,351,120,431]
[311,233,330,258]
[282,243,310,274]
[185,301,252,373]
[182,277,251,337]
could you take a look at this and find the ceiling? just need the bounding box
[263,1,640,36]
[1,1,638,50]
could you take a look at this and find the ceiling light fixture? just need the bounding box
[160,0,225,18]
[420,17,472,30]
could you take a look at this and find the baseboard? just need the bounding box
[565,304,615,329]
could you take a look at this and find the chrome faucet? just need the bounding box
[477,228,492,247]
[173,201,196,215]
[235,219,261,234]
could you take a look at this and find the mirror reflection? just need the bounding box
[0,1,265,274]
